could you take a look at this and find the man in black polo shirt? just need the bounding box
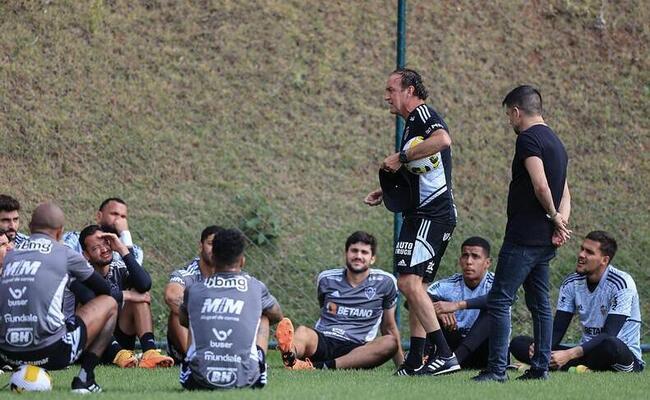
[473,85,571,382]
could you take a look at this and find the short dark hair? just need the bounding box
[98,197,127,211]
[0,195,20,213]
[79,224,103,252]
[502,85,543,116]
[201,225,223,243]
[345,231,377,255]
[461,236,491,257]
[212,228,246,267]
[585,230,617,263]
[391,68,428,100]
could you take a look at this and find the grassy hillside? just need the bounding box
[1,0,648,342]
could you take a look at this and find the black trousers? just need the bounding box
[509,335,643,372]
[442,311,490,369]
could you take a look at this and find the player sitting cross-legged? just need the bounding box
[510,231,645,374]
[179,228,283,390]
[276,231,403,370]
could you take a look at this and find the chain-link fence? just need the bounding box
[1,1,648,350]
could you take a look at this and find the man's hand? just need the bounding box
[548,212,570,246]
[528,342,535,359]
[552,228,569,247]
[364,189,383,206]
[438,312,457,331]
[123,290,151,304]
[114,217,129,235]
[381,153,402,173]
[100,232,129,256]
[550,348,577,369]
[433,301,459,315]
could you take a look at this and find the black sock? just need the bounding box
[405,337,426,368]
[313,360,336,370]
[140,332,156,352]
[78,352,100,381]
[105,339,122,362]
[427,330,452,358]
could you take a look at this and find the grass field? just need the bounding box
[1,0,648,345]
[1,352,648,399]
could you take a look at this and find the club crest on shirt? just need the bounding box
[365,287,376,300]
[600,305,607,316]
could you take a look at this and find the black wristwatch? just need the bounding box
[399,150,409,164]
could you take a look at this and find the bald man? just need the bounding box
[0,203,118,393]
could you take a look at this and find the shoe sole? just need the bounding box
[116,359,138,368]
[275,318,294,353]
[71,388,102,394]
[139,357,174,368]
[432,364,461,376]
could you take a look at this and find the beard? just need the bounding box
[91,256,113,268]
[346,261,369,274]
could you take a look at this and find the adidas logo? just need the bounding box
[331,290,340,297]
[397,260,407,267]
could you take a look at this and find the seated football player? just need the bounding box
[275,231,403,370]
[510,231,645,373]
[0,203,117,393]
[0,229,12,272]
[78,224,174,369]
[424,236,494,369]
[179,228,283,390]
[64,197,143,265]
[164,225,223,363]
[0,194,29,246]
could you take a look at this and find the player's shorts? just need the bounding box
[312,330,364,362]
[179,346,266,390]
[0,315,87,370]
[394,217,454,283]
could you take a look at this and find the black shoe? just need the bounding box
[394,363,419,376]
[516,368,549,380]
[472,370,508,383]
[71,377,102,393]
[415,353,461,376]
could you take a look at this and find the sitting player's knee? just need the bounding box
[600,336,622,358]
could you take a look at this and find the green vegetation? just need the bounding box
[1,1,648,343]
[0,352,648,399]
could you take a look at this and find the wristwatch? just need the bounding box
[399,150,409,164]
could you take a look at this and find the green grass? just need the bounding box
[1,352,648,399]
[0,0,648,342]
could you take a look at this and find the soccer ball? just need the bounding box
[403,136,440,174]
[10,365,52,393]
